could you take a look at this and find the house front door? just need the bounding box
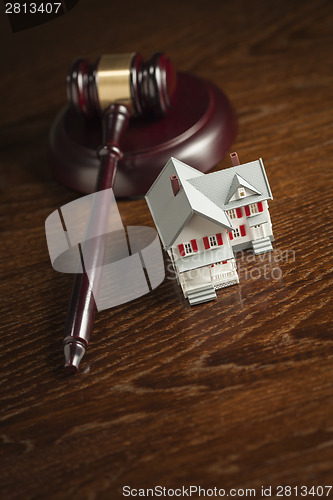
[182,266,212,292]
[252,224,264,240]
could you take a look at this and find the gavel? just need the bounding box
[63,52,177,373]
[67,52,176,117]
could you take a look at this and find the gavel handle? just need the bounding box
[63,104,130,373]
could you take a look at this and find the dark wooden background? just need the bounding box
[1,0,333,498]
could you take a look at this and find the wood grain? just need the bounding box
[1,0,333,499]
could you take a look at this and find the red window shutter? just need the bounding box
[216,233,223,245]
[222,261,227,264]
[257,201,263,212]
[240,225,246,237]
[178,244,185,257]
[191,239,198,252]
[203,237,210,249]
[228,232,234,241]
[236,207,242,218]
[245,205,251,216]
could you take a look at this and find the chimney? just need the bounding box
[170,175,180,196]
[230,152,240,166]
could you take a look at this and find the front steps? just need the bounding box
[187,284,217,306]
[252,236,273,255]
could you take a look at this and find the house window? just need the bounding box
[203,234,223,249]
[233,227,240,238]
[245,203,264,217]
[227,209,237,219]
[238,188,246,197]
[209,235,218,247]
[184,242,194,255]
[178,239,198,257]
[249,203,259,215]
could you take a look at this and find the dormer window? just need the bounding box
[226,174,262,204]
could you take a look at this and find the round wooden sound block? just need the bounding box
[49,73,237,197]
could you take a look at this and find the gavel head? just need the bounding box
[67,52,177,118]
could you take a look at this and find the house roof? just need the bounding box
[145,158,232,249]
[225,173,262,203]
[247,212,269,227]
[145,157,273,249]
[177,246,234,273]
[187,158,273,210]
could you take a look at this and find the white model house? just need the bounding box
[145,153,274,305]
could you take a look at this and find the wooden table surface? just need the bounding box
[1,0,333,498]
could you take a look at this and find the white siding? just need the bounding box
[172,214,231,258]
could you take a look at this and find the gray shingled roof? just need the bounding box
[188,159,272,210]
[145,157,273,250]
[145,158,232,249]
[225,173,261,203]
[247,212,269,227]
[177,246,234,272]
